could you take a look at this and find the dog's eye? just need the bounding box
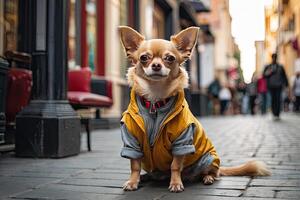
[164,55,175,63]
[140,55,149,63]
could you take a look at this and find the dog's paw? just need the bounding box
[203,175,215,185]
[168,182,184,193]
[122,180,139,191]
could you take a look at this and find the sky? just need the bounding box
[229,0,273,83]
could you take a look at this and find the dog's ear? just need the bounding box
[118,26,145,61]
[171,27,199,60]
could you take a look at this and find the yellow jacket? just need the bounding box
[121,88,220,172]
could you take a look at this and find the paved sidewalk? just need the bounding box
[0,113,300,200]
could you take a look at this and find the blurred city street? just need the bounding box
[1,0,300,199]
[1,113,300,200]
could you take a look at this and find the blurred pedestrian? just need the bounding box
[247,74,258,115]
[219,84,232,115]
[237,81,248,114]
[263,53,289,120]
[282,89,291,112]
[292,70,300,112]
[208,78,221,115]
[257,75,268,114]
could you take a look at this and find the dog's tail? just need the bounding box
[220,160,271,176]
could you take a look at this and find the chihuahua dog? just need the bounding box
[118,26,270,193]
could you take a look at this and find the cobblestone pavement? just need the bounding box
[0,113,300,200]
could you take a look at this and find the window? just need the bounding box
[0,0,18,55]
[153,3,165,39]
[68,0,77,69]
[87,0,96,72]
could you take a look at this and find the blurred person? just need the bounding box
[231,88,240,114]
[282,89,291,112]
[237,81,248,114]
[219,84,232,115]
[207,78,221,114]
[257,75,268,114]
[292,70,300,112]
[247,73,258,115]
[263,53,288,120]
[228,82,240,115]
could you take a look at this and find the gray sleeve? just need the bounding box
[172,124,196,156]
[120,123,143,159]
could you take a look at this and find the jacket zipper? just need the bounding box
[152,105,184,147]
[127,103,184,172]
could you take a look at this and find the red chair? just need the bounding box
[2,51,32,145]
[68,67,113,151]
[5,68,32,124]
[4,68,32,145]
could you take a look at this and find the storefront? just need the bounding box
[67,0,104,75]
[153,0,174,40]
[0,0,19,144]
[0,0,18,55]
[0,0,200,148]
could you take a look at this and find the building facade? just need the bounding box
[255,40,266,75]
[264,0,300,83]
[0,0,203,119]
[0,0,18,56]
[196,0,238,85]
[277,0,300,82]
[264,2,278,64]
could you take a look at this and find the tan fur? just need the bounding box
[170,27,199,59]
[169,155,185,192]
[219,160,271,176]
[119,26,271,193]
[119,26,198,101]
[127,66,189,101]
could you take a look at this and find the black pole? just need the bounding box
[18,0,34,59]
[16,0,80,158]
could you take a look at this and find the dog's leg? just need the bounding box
[123,159,141,191]
[169,155,185,192]
[202,165,220,185]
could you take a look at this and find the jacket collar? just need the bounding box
[139,96,171,114]
[128,86,185,115]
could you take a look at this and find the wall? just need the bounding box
[200,43,214,87]
[277,0,300,84]
[198,0,235,84]
[102,0,179,117]
[102,0,123,117]
[255,40,265,75]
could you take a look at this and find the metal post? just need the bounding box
[16,0,80,158]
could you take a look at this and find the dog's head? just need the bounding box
[119,26,199,81]
[119,26,199,100]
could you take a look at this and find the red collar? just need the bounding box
[140,96,170,113]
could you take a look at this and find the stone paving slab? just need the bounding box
[244,187,276,198]
[250,179,300,187]
[161,195,290,200]
[1,113,300,199]
[13,187,120,200]
[0,176,60,199]
[73,171,131,180]
[246,186,300,191]
[59,177,126,188]
[276,191,300,199]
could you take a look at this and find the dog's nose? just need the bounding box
[152,63,162,71]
